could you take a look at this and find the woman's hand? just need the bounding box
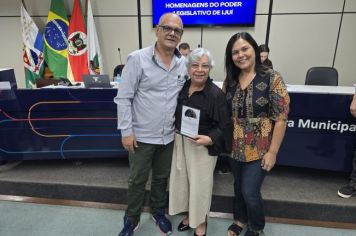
[261,151,277,171]
[263,120,286,172]
[191,135,213,146]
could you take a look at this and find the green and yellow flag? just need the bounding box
[43,0,69,78]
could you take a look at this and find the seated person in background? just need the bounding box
[337,94,356,198]
[259,44,273,69]
[179,42,191,57]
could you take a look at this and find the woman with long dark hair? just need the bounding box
[223,32,290,236]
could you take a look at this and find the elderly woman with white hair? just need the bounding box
[169,48,231,236]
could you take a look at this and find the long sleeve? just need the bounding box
[206,85,232,155]
[114,53,141,137]
[175,80,232,155]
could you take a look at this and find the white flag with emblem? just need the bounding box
[21,2,44,88]
[87,0,103,75]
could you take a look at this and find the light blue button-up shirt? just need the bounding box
[114,44,187,145]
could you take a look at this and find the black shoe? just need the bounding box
[244,229,260,236]
[338,185,356,198]
[227,223,243,236]
[178,219,191,231]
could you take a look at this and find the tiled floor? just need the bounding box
[0,200,355,236]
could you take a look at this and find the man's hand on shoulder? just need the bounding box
[122,135,138,153]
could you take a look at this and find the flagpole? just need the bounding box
[137,0,142,49]
[85,0,88,20]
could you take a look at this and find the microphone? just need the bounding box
[198,44,201,48]
[118,47,122,65]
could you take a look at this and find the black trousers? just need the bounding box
[350,150,356,187]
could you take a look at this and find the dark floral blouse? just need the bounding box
[226,71,290,162]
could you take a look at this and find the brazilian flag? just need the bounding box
[43,0,69,78]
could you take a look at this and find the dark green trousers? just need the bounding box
[126,141,174,222]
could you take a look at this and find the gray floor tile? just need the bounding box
[1,200,356,236]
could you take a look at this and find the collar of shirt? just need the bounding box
[151,43,182,60]
[183,77,214,97]
[150,44,183,72]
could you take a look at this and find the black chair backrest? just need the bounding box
[0,68,17,89]
[36,77,60,88]
[305,67,338,86]
[113,64,125,77]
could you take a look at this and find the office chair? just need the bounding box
[0,68,17,89]
[305,67,338,86]
[113,64,124,77]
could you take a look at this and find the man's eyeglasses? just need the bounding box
[158,25,184,36]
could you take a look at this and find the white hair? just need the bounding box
[186,47,215,68]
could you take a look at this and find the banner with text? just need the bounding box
[152,0,257,26]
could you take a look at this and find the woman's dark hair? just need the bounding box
[259,44,270,53]
[179,42,190,50]
[224,32,268,87]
